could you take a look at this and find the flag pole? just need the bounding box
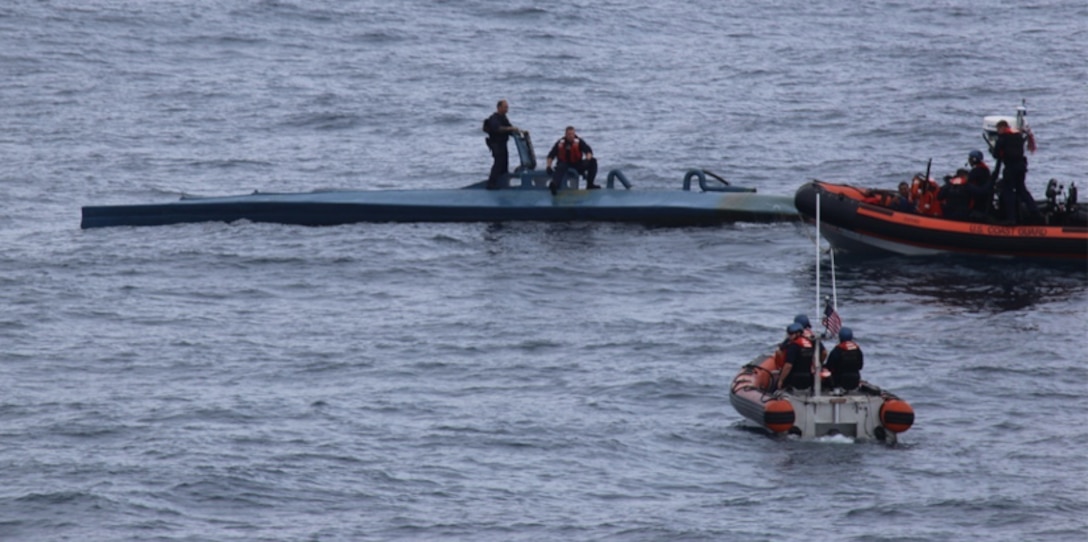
[829,245,837,312]
[814,192,822,397]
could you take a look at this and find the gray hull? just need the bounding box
[81,184,798,229]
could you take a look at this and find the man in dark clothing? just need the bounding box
[792,313,827,362]
[938,169,973,221]
[966,150,994,219]
[483,100,521,190]
[991,120,1039,223]
[890,182,915,213]
[824,327,864,391]
[545,126,599,194]
[778,322,814,391]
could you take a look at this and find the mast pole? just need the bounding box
[830,246,837,312]
[814,192,822,397]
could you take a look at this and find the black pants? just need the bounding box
[999,162,1037,222]
[830,372,860,391]
[784,372,813,391]
[487,144,509,190]
[553,158,598,188]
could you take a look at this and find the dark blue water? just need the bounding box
[2,1,1087,540]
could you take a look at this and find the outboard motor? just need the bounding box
[1046,179,1062,204]
[1046,179,1059,198]
[1044,179,1063,223]
[1042,180,1084,226]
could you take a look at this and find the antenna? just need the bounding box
[814,191,822,398]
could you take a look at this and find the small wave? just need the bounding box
[185,158,275,170]
[279,112,363,131]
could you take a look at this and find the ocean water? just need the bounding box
[2,1,1087,540]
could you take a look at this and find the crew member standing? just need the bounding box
[483,100,521,190]
[545,126,599,195]
[991,119,1039,223]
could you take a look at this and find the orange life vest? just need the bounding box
[791,336,814,371]
[911,176,942,217]
[557,138,583,163]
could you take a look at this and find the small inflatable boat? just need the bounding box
[729,354,914,444]
[794,180,1087,260]
[730,205,915,444]
[794,105,1088,260]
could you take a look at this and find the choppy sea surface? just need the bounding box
[2,1,1087,540]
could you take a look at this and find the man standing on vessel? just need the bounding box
[483,100,521,190]
[991,120,1038,223]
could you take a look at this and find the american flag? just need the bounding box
[822,299,842,339]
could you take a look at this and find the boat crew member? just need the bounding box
[793,314,827,362]
[937,169,973,221]
[991,119,1039,224]
[778,322,815,391]
[891,182,914,212]
[863,183,914,212]
[772,322,801,388]
[824,327,864,391]
[911,175,942,217]
[966,150,994,219]
[773,323,795,371]
[545,126,599,195]
[483,100,522,190]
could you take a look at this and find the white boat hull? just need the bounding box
[729,356,913,443]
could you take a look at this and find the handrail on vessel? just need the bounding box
[683,169,756,193]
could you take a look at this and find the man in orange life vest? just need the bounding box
[991,119,1039,223]
[545,126,599,195]
[792,314,827,362]
[777,322,815,391]
[824,327,864,391]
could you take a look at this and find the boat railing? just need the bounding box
[512,168,585,189]
[683,169,756,193]
[605,169,632,190]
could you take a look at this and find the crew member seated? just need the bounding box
[966,150,995,220]
[777,322,815,391]
[824,327,864,391]
[891,182,914,212]
[545,126,599,195]
[793,314,828,362]
[938,169,972,220]
[863,182,915,212]
[911,174,942,216]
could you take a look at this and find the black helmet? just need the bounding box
[787,323,804,334]
[968,150,984,165]
[838,327,853,342]
[793,314,811,328]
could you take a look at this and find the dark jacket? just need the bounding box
[483,113,513,147]
[825,341,863,390]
